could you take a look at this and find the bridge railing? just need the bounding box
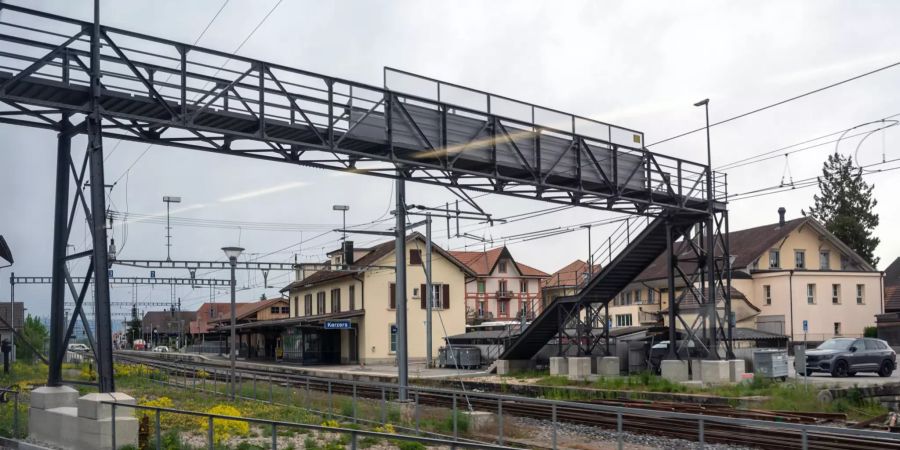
[0,3,725,215]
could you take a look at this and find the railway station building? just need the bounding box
[603,209,883,343]
[281,233,475,365]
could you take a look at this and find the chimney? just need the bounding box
[777,207,786,226]
[343,240,354,269]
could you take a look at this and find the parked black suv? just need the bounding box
[802,337,896,377]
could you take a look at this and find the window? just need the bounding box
[751,258,760,271]
[769,250,780,268]
[831,284,840,304]
[280,306,289,314]
[498,261,507,273]
[389,324,397,353]
[270,306,280,314]
[477,300,486,316]
[412,287,420,299]
[293,296,299,316]
[409,249,422,265]
[304,294,312,316]
[856,284,865,305]
[498,300,508,315]
[316,292,326,314]
[615,314,633,327]
[865,339,880,350]
[349,285,356,310]
[477,281,486,293]
[763,285,772,306]
[794,250,806,269]
[421,284,446,309]
[520,300,529,317]
[634,290,642,304]
[389,283,396,310]
[520,280,528,293]
[806,284,815,305]
[819,250,830,270]
[647,289,655,305]
[833,322,841,336]
[498,280,508,293]
[331,288,341,313]
[840,255,850,270]
[625,291,632,305]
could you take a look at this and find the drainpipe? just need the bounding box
[879,271,884,315]
[788,269,794,343]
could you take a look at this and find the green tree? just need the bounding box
[17,314,48,362]
[805,152,880,266]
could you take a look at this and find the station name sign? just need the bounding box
[324,320,351,329]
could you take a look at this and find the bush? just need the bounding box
[198,404,250,443]
[864,326,878,338]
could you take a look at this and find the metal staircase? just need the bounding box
[500,213,706,361]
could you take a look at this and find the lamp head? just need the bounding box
[162,196,182,203]
[221,246,244,260]
[332,205,349,211]
[693,98,709,107]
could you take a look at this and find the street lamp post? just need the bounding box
[222,246,243,399]
[333,205,349,242]
[694,98,718,358]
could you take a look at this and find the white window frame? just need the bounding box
[806,284,815,305]
[819,250,830,270]
[795,250,806,269]
[769,250,780,268]
[831,284,840,305]
[429,284,444,309]
[763,285,771,305]
[856,284,865,305]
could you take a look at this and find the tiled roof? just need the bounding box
[449,246,549,277]
[281,233,474,292]
[542,260,602,288]
[885,257,900,312]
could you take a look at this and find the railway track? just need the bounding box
[113,353,900,450]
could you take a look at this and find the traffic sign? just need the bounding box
[802,320,808,333]
[150,270,156,278]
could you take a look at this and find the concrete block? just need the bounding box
[567,357,592,381]
[728,359,746,383]
[597,357,620,376]
[549,357,568,376]
[660,359,690,383]
[495,359,529,375]
[462,410,496,433]
[78,416,139,450]
[28,406,78,449]
[700,360,730,384]
[78,393,136,420]
[30,385,78,410]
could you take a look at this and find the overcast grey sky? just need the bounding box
[1,0,898,319]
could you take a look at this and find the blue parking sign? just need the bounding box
[802,320,808,332]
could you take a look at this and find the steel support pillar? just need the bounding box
[48,116,72,386]
[425,213,433,368]
[706,215,718,359]
[665,219,677,360]
[87,0,114,392]
[724,211,734,359]
[394,174,408,400]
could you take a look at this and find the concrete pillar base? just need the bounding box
[549,357,568,376]
[567,356,592,381]
[700,360,730,384]
[462,410,496,433]
[597,356,620,376]
[29,389,138,450]
[495,359,529,375]
[728,359,747,383]
[660,360,690,383]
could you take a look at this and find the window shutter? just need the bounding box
[442,284,450,309]
[420,284,427,309]
[410,249,422,265]
[389,283,396,309]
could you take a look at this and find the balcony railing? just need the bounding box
[496,290,514,299]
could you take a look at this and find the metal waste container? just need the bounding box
[753,349,789,380]
[439,346,482,369]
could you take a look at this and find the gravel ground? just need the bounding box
[513,416,757,450]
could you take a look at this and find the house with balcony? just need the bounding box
[541,259,601,310]
[449,247,549,324]
[604,208,883,343]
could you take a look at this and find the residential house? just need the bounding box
[281,233,475,365]
[604,209,882,342]
[141,310,196,348]
[449,247,549,324]
[884,257,900,313]
[541,260,600,310]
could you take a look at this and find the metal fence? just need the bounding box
[106,401,517,450]
[0,388,22,439]
[116,356,900,450]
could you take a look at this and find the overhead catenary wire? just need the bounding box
[647,59,900,148]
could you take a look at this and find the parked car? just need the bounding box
[67,343,90,352]
[152,346,171,353]
[132,339,146,351]
[802,337,895,377]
